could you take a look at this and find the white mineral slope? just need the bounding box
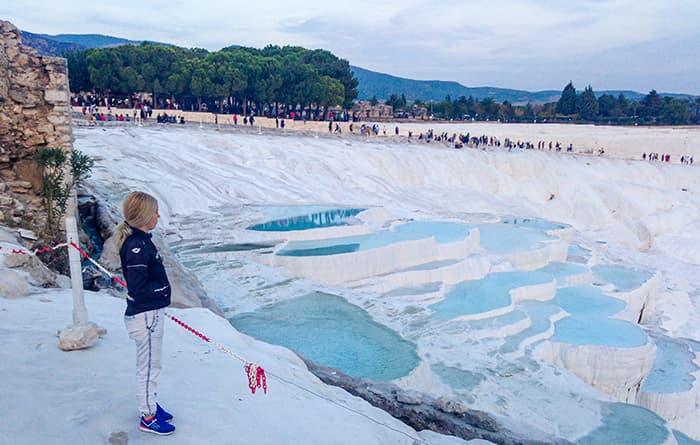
[70,124,700,441]
[534,340,657,403]
[0,281,483,445]
[76,125,700,249]
[76,124,700,317]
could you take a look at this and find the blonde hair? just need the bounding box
[115,191,159,250]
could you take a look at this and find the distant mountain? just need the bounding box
[20,30,688,103]
[35,33,138,48]
[20,31,87,56]
[351,66,564,104]
[350,66,658,104]
[20,31,168,56]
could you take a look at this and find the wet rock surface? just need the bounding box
[300,356,573,445]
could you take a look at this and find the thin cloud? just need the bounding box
[1,0,698,93]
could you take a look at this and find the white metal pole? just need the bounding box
[65,212,87,326]
[62,58,89,328]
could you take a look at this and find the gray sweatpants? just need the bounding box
[125,308,164,417]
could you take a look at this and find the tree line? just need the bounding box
[384,82,700,125]
[66,43,358,117]
[67,41,698,126]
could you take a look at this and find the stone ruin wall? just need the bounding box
[0,20,72,233]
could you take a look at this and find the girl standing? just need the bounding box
[115,191,175,435]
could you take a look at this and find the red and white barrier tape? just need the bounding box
[1,240,267,395]
[67,241,128,288]
[168,314,267,394]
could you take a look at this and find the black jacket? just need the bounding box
[119,227,171,316]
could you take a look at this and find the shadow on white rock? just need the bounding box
[5,251,57,287]
[0,268,29,297]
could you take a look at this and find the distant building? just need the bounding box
[352,101,393,120]
[410,106,429,120]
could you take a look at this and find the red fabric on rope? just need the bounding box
[164,313,267,395]
[246,363,268,395]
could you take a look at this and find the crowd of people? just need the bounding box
[83,104,133,124]
[156,113,185,124]
[82,103,156,125]
[644,153,671,162]
[318,122,579,156]
[645,152,694,165]
[74,103,695,165]
[397,128,582,156]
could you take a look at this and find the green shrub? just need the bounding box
[33,147,94,241]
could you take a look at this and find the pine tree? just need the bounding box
[661,97,690,125]
[617,94,630,117]
[641,90,663,120]
[577,86,599,120]
[556,82,577,115]
[597,94,616,118]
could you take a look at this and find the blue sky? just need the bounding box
[3,0,699,94]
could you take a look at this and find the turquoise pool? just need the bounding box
[478,224,557,254]
[552,316,648,348]
[432,363,486,392]
[464,309,529,332]
[228,292,419,381]
[643,335,698,393]
[552,286,647,348]
[538,262,589,285]
[567,245,592,263]
[592,264,653,292]
[576,403,672,445]
[499,301,562,354]
[674,430,700,445]
[248,207,365,231]
[393,221,474,243]
[277,220,476,257]
[555,286,626,318]
[430,271,554,319]
[277,230,427,256]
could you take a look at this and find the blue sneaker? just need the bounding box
[156,403,173,422]
[140,415,176,435]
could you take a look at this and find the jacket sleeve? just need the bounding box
[123,240,170,303]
